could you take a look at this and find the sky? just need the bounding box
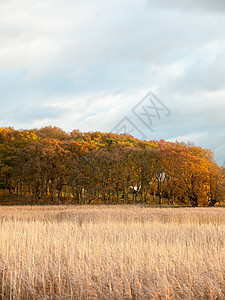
[0,0,225,165]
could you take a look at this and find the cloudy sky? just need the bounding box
[0,0,225,164]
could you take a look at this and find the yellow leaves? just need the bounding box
[137,141,150,149]
[18,131,39,142]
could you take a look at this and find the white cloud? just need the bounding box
[146,0,225,13]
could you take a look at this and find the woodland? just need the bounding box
[0,126,224,206]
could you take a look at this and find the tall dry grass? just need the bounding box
[0,205,225,299]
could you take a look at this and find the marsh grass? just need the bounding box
[0,205,225,299]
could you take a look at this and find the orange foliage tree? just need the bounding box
[0,126,224,206]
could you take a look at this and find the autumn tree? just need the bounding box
[0,126,224,206]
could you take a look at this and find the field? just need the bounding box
[0,206,225,299]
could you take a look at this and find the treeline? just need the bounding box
[0,126,224,206]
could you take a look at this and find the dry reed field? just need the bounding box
[0,205,225,299]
